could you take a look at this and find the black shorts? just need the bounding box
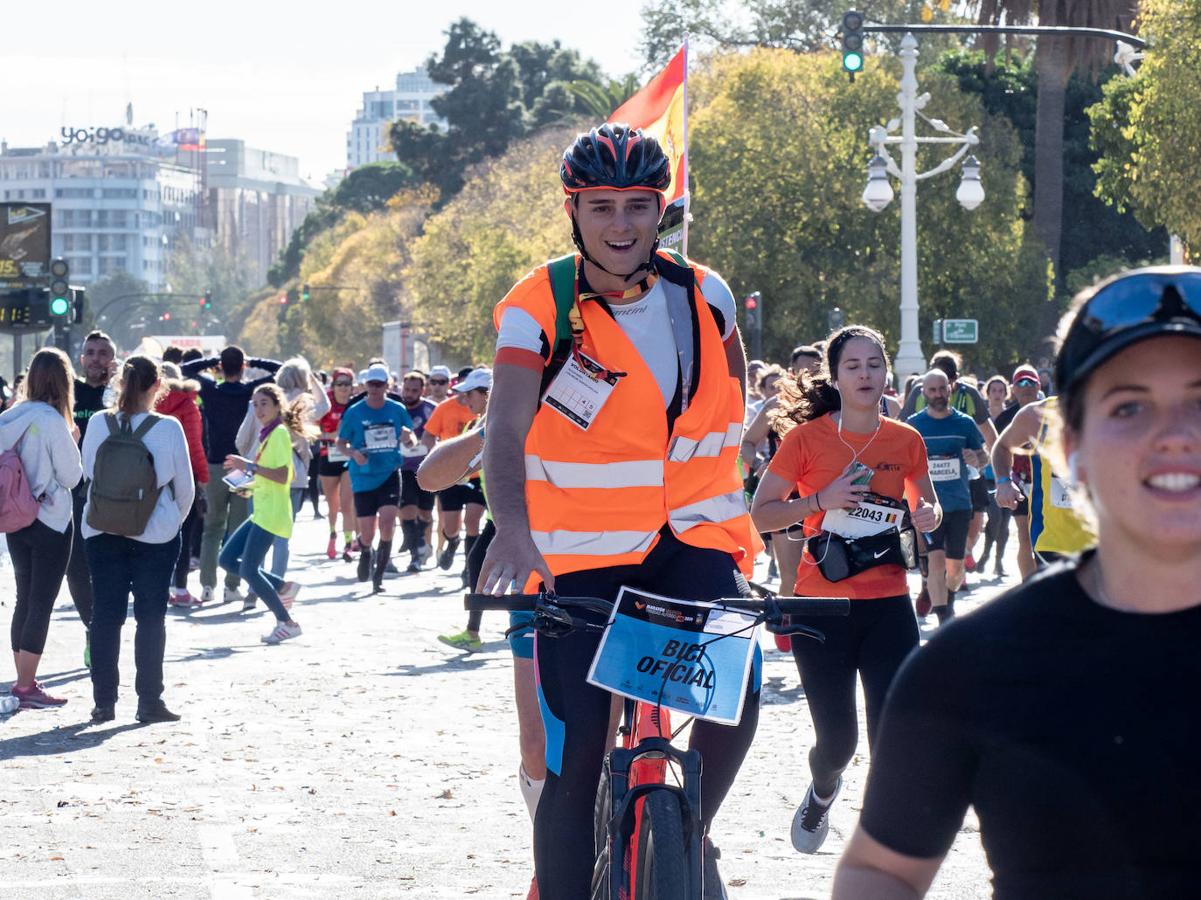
[439,478,486,512]
[318,455,348,478]
[925,508,973,559]
[400,469,435,511]
[353,471,401,518]
[969,477,990,513]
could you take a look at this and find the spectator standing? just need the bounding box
[83,356,194,723]
[1,348,84,709]
[66,330,117,668]
[181,346,280,605]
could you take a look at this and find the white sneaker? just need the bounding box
[791,778,841,854]
[200,586,216,605]
[415,542,433,566]
[224,587,245,606]
[261,620,302,644]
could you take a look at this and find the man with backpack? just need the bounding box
[182,346,281,605]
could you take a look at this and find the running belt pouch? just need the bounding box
[814,530,910,583]
[86,413,163,536]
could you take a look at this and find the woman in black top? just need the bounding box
[834,266,1201,899]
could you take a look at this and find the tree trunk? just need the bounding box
[1033,35,1073,342]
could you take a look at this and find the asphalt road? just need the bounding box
[0,511,1015,899]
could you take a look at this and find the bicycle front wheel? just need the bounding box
[633,790,689,900]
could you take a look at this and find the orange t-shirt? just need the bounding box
[425,397,475,441]
[767,414,929,600]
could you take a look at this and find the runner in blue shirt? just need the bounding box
[907,369,986,623]
[336,364,414,593]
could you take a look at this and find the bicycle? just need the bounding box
[465,583,849,899]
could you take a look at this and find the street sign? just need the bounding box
[941,318,978,344]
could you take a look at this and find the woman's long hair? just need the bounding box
[114,355,162,416]
[18,347,75,425]
[254,384,319,441]
[770,325,889,434]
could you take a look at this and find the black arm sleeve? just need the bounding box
[248,358,282,374]
[858,631,979,859]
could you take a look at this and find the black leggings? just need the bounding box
[465,519,496,632]
[790,594,918,797]
[8,518,73,655]
[533,531,761,898]
[172,488,203,590]
[66,485,93,628]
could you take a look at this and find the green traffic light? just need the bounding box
[843,51,864,73]
[50,296,71,317]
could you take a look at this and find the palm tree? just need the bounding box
[974,1,1137,305]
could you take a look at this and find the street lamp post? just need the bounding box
[862,32,984,380]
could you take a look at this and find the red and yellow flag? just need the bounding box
[610,44,688,206]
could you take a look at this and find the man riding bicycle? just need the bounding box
[478,122,761,899]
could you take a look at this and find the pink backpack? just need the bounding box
[0,428,39,533]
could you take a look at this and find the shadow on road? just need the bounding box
[0,719,146,759]
[389,655,506,677]
[761,673,805,706]
[29,667,92,690]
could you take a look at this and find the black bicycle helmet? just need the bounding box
[560,123,671,194]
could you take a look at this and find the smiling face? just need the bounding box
[252,390,280,425]
[1067,336,1201,555]
[832,337,888,412]
[571,189,662,279]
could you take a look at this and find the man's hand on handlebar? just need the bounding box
[477,528,554,595]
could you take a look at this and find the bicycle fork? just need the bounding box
[606,738,703,899]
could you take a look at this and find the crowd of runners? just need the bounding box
[4,121,1199,899]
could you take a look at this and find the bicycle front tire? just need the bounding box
[633,790,689,900]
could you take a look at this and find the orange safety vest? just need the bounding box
[493,251,762,582]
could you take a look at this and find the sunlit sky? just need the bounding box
[1,0,648,183]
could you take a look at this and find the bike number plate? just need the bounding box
[586,586,758,726]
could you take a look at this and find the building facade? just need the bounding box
[0,127,204,291]
[346,66,447,170]
[205,139,321,284]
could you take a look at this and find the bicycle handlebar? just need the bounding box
[464,593,850,617]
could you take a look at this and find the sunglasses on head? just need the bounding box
[1059,271,1201,381]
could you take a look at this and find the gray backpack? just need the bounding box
[86,413,163,536]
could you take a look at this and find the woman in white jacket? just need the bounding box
[1,348,83,710]
[82,356,194,724]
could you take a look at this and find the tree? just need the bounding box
[686,48,1047,371]
[1089,0,1201,250]
[567,74,643,120]
[168,236,258,337]
[972,0,1138,297]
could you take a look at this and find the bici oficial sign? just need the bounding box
[586,586,758,725]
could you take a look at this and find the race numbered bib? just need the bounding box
[326,443,348,463]
[363,423,398,452]
[822,499,905,540]
[929,456,962,482]
[1049,475,1075,509]
[587,587,758,726]
[542,350,618,430]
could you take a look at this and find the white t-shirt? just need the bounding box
[496,270,737,408]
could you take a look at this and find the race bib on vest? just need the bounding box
[543,350,618,430]
[929,456,962,482]
[1049,475,1075,509]
[822,499,905,540]
[327,443,348,463]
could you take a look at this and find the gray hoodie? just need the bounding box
[0,400,83,533]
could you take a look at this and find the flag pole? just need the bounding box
[680,36,690,257]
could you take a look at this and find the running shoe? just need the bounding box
[326,534,337,560]
[350,536,363,553]
[415,542,433,567]
[915,584,931,618]
[224,587,245,606]
[526,875,538,900]
[262,621,302,644]
[201,586,216,605]
[343,542,354,563]
[406,558,422,574]
[438,537,460,571]
[791,777,841,854]
[438,630,482,653]
[964,553,977,572]
[278,582,301,608]
[169,591,203,609]
[703,836,729,900]
[11,682,68,709]
[356,549,373,582]
[243,593,258,612]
